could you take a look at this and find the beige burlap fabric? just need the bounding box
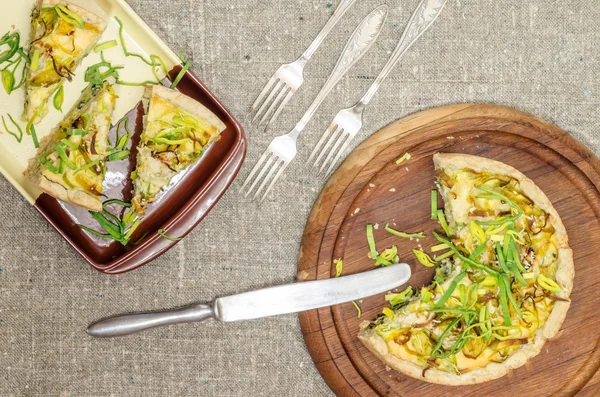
[1,0,599,395]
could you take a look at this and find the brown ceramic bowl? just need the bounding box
[34,66,246,274]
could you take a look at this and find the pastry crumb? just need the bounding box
[374,223,379,229]
[353,208,360,215]
[369,183,376,188]
[389,188,396,192]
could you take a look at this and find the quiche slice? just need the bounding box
[131,85,226,214]
[24,0,107,124]
[359,153,574,385]
[25,82,117,211]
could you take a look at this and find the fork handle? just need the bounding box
[302,0,359,60]
[360,0,448,106]
[293,5,388,135]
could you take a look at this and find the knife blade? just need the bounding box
[87,263,411,337]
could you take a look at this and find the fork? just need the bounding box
[241,5,389,202]
[308,0,448,176]
[249,0,358,131]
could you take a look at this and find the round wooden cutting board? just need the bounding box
[297,104,600,397]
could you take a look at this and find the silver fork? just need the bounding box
[241,5,389,202]
[249,0,358,131]
[308,0,449,176]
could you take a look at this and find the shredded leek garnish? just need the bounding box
[157,228,182,241]
[469,221,486,245]
[0,32,28,95]
[30,124,38,148]
[352,300,361,318]
[412,249,435,267]
[384,224,425,239]
[170,52,191,89]
[53,85,64,111]
[537,274,561,293]
[431,190,438,220]
[107,150,130,161]
[395,152,411,165]
[382,307,394,319]
[385,286,413,310]
[430,243,448,252]
[434,250,454,262]
[94,40,118,53]
[437,209,450,236]
[55,5,84,29]
[334,258,343,277]
[1,114,23,143]
[78,200,139,245]
[366,224,378,259]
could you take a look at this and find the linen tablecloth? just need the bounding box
[1,0,598,395]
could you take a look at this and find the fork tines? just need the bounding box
[308,122,352,176]
[239,147,288,202]
[249,62,302,131]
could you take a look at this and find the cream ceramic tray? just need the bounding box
[0,0,246,273]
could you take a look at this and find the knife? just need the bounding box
[87,263,411,337]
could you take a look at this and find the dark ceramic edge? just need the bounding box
[33,66,247,274]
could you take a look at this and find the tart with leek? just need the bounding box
[24,0,107,124]
[359,153,574,385]
[131,84,226,214]
[24,82,117,211]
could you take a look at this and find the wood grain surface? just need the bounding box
[297,104,600,396]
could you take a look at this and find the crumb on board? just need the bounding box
[374,223,379,229]
[389,188,396,192]
[405,167,409,172]
[447,136,455,140]
[353,208,360,215]
[369,183,375,188]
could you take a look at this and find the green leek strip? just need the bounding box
[54,144,76,170]
[437,209,450,236]
[431,243,448,252]
[468,244,487,261]
[434,250,454,262]
[74,159,100,174]
[2,114,23,142]
[507,256,527,287]
[157,228,183,241]
[116,133,129,150]
[103,209,125,234]
[115,17,167,74]
[433,232,499,276]
[351,300,361,318]
[430,316,461,357]
[116,79,159,87]
[77,224,112,239]
[125,219,141,240]
[498,275,512,326]
[60,138,78,150]
[62,173,74,188]
[502,229,511,259]
[469,221,486,245]
[66,128,86,136]
[431,190,438,219]
[502,275,523,318]
[53,85,64,111]
[154,137,190,145]
[56,5,85,29]
[94,40,118,53]
[30,124,39,148]
[30,48,40,70]
[373,255,392,267]
[107,150,130,161]
[366,224,378,259]
[0,32,20,64]
[90,211,124,242]
[39,156,59,174]
[495,242,509,273]
[103,199,131,208]
[1,69,14,94]
[122,209,138,227]
[479,306,489,342]
[56,158,64,174]
[170,59,191,89]
[384,224,425,239]
[509,240,526,272]
[434,270,466,308]
[413,249,435,267]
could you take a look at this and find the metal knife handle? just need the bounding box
[361,0,447,105]
[301,0,358,60]
[87,304,215,338]
[292,5,388,135]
